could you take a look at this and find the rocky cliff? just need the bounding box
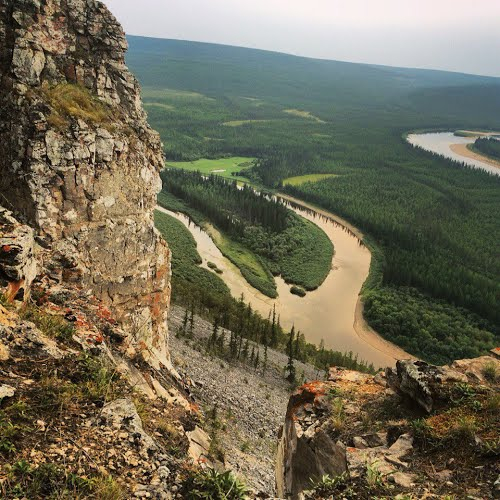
[0,0,170,363]
[277,355,500,499]
[0,2,225,497]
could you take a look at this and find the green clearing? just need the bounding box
[222,120,274,127]
[283,173,338,186]
[144,102,175,111]
[283,109,325,123]
[129,35,500,364]
[208,224,277,298]
[165,156,255,181]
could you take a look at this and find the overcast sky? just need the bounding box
[104,0,500,77]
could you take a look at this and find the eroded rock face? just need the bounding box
[0,207,37,302]
[276,381,348,499]
[0,0,170,361]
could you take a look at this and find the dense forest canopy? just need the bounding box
[473,137,500,161]
[128,36,500,364]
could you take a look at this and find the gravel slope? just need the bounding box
[168,305,323,495]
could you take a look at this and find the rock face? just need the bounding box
[0,0,170,360]
[277,357,500,499]
[0,207,37,302]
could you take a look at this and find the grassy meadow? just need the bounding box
[283,174,338,186]
[165,157,255,182]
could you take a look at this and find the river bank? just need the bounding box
[450,143,500,170]
[157,193,412,368]
[407,131,500,176]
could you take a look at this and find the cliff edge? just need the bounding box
[0,0,170,363]
[277,356,500,499]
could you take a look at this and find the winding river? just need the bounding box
[157,195,411,369]
[407,132,500,176]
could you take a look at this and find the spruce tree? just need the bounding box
[179,308,189,337]
[242,339,250,360]
[270,304,278,347]
[294,330,301,361]
[285,325,296,383]
[189,304,195,338]
[209,316,219,353]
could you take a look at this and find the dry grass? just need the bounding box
[19,305,75,342]
[40,83,113,130]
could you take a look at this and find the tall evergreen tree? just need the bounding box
[189,304,195,338]
[285,325,296,383]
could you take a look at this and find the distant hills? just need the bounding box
[126,35,500,123]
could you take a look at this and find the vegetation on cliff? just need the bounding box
[39,83,113,130]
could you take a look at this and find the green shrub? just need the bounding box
[307,473,351,498]
[183,468,249,500]
[482,361,498,383]
[20,305,75,342]
[290,285,306,297]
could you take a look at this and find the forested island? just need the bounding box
[472,137,500,161]
[154,208,374,373]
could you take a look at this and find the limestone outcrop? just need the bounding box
[277,357,500,499]
[0,0,170,361]
[0,207,37,302]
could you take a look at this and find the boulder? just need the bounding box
[101,398,157,455]
[450,356,500,384]
[186,426,211,463]
[0,384,15,402]
[386,360,467,413]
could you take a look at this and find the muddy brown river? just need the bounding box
[157,196,411,368]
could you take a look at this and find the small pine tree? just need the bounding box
[254,349,260,371]
[179,308,189,338]
[263,342,268,376]
[189,305,195,338]
[242,339,250,360]
[250,346,255,363]
[294,330,301,360]
[270,305,278,347]
[285,325,296,383]
[217,330,225,353]
[208,316,219,353]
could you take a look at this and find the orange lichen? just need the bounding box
[300,381,326,397]
[189,403,200,414]
[97,304,116,324]
[5,279,24,302]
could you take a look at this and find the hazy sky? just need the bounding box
[105,0,500,77]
